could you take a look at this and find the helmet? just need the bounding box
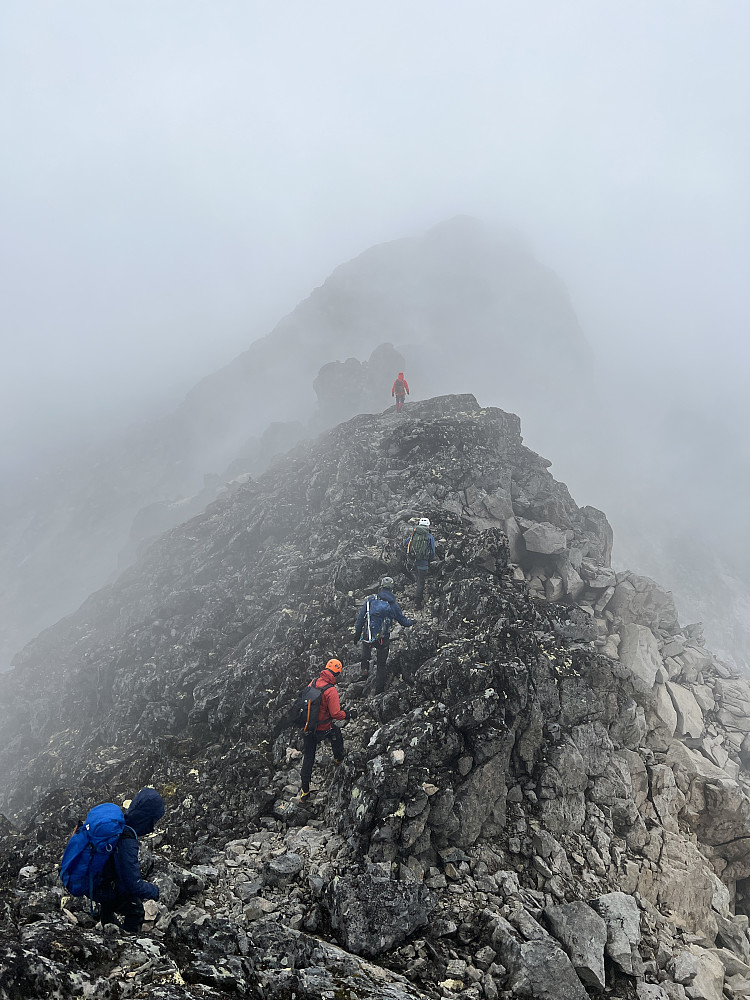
[325,658,343,674]
[380,577,394,591]
[419,518,431,528]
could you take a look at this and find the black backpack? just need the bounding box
[290,682,334,734]
[394,379,405,396]
[408,525,430,561]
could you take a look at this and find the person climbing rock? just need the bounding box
[354,577,415,693]
[93,787,165,932]
[404,518,436,610]
[300,659,356,800]
[391,371,409,412]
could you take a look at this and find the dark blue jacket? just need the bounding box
[354,590,414,642]
[95,787,165,903]
[404,530,436,571]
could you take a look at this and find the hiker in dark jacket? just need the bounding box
[404,518,436,609]
[94,787,165,932]
[300,659,356,800]
[391,371,409,412]
[354,578,415,693]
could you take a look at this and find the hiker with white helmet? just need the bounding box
[404,518,436,610]
[354,578,415,694]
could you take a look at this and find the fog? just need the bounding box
[2,2,750,661]
[2,2,747,460]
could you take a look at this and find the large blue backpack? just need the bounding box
[59,802,127,899]
[364,596,392,642]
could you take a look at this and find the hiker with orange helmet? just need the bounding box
[392,372,409,412]
[299,659,356,800]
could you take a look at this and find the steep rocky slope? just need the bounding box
[0,217,590,672]
[2,396,750,999]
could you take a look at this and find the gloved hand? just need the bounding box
[348,709,358,720]
[407,619,416,627]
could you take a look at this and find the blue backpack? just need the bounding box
[60,803,127,899]
[364,597,392,642]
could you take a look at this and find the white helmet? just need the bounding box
[419,518,430,527]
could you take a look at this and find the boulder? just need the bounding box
[666,742,750,851]
[667,683,704,739]
[522,521,569,556]
[544,900,607,988]
[646,682,678,750]
[608,573,679,632]
[619,623,662,695]
[324,863,436,957]
[687,946,725,1000]
[538,741,587,834]
[655,833,717,941]
[671,950,698,984]
[594,892,643,976]
[636,986,669,999]
[266,852,304,884]
[709,947,750,979]
[491,917,589,1000]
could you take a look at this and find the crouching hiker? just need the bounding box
[60,786,165,933]
[354,577,415,693]
[292,658,357,801]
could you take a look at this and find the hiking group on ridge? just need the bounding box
[295,516,437,796]
[60,512,438,917]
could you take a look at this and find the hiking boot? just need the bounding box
[334,758,344,766]
[299,789,312,801]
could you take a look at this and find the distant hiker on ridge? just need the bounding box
[392,371,409,412]
[354,577,415,693]
[296,659,356,801]
[404,518,436,610]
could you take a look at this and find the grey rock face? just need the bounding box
[545,900,608,988]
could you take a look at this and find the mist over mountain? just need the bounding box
[0,218,595,672]
[1,217,748,675]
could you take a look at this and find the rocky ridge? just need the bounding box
[1,395,750,999]
[0,216,589,673]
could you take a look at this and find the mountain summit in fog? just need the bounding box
[0,218,592,671]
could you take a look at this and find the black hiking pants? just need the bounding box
[301,728,345,793]
[99,896,145,933]
[361,637,390,693]
[415,567,428,608]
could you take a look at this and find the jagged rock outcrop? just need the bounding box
[312,342,407,429]
[3,395,750,998]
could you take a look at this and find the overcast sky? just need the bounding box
[2,1,749,469]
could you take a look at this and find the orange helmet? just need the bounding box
[325,658,343,674]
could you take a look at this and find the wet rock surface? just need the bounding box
[2,395,750,998]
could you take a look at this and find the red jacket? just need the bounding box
[392,374,409,396]
[310,668,346,732]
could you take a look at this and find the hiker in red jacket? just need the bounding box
[300,659,356,800]
[392,372,409,412]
